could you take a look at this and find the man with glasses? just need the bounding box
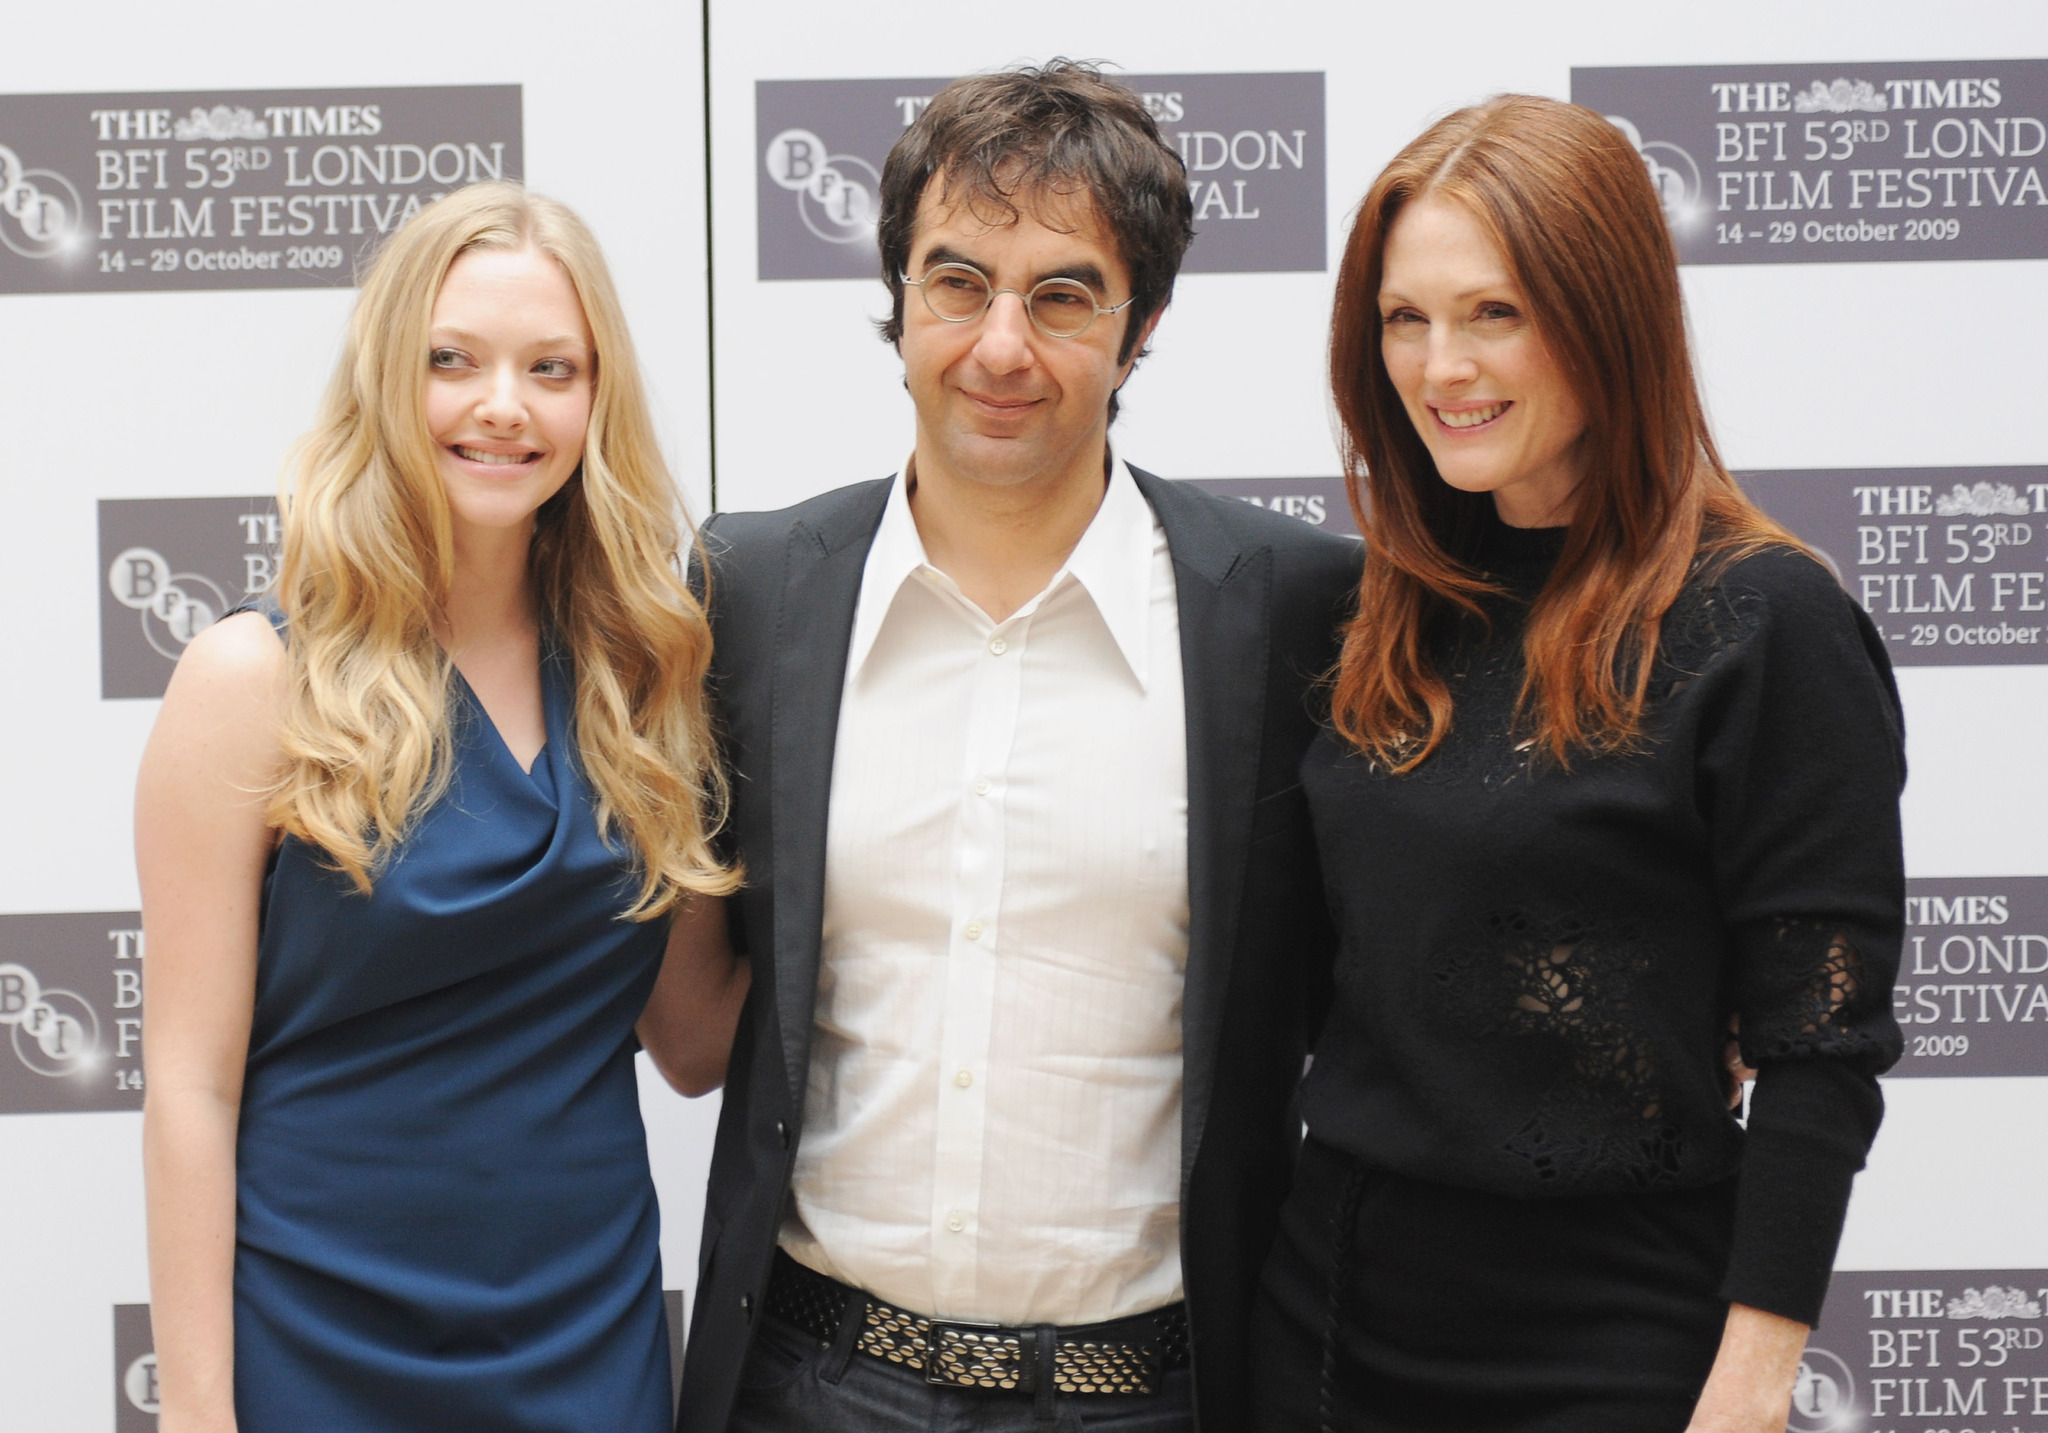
[678,61,1360,1433]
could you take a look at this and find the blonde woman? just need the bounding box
[137,183,744,1433]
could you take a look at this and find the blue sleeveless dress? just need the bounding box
[233,614,672,1432]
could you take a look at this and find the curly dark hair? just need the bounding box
[875,60,1194,416]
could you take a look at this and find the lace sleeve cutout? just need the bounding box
[1739,919,1882,1065]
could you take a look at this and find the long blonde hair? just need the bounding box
[270,181,735,917]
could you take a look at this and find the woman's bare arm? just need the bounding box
[635,896,748,1098]
[138,611,287,1433]
[1685,1302,1811,1433]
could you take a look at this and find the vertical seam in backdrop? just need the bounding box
[701,0,720,512]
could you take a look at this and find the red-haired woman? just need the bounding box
[1250,96,1905,1433]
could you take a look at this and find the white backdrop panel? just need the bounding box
[0,6,718,1430]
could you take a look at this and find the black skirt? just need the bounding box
[1251,1136,1735,1433]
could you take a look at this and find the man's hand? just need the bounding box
[1723,1014,1757,1110]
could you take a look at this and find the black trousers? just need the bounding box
[1250,1137,1735,1433]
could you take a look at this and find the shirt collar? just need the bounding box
[1061,457,1158,691]
[844,455,1161,691]
[843,466,929,684]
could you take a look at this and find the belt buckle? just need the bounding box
[924,1319,1031,1391]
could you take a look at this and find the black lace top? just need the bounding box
[1300,513,1906,1326]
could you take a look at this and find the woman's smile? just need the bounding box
[1431,400,1512,431]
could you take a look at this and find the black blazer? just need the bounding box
[676,468,1361,1433]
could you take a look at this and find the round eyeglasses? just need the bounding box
[902,262,1137,339]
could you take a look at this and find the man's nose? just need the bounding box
[972,291,1035,374]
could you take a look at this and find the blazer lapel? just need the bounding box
[768,481,892,1106]
[1130,468,1270,1189]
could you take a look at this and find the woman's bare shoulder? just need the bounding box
[175,608,286,686]
[149,610,289,774]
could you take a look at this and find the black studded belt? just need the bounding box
[765,1248,1189,1395]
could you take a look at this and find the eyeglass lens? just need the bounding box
[918,264,1104,338]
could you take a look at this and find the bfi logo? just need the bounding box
[114,1305,157,1430]
[0,913,145,1114]
[98,496,278,700]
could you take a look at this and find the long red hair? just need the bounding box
[1329,94,1795,771]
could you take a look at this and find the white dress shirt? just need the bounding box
[780,457,1190,1327]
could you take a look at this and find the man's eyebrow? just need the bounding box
[918,243,983,273]
[1036,262,1107,292]
[915,245,1109,293]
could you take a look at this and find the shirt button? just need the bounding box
[946,1212,965,1233]
[973,778,991,796]
[988,636,1008,655]
[955,1068,974,1089]
[963,921,983,942]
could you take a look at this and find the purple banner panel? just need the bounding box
[0,85,520,293]
[756,73,1324,280]
[1895,878,2048,1078]
[99,496,279,700]
[1181,476,1355,536]
[1800,1270,2048,1430]
[0,912,144,1116]
[1741,467,2048,666]
[1571,60,2048,265]
[113,1306,156,1431]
